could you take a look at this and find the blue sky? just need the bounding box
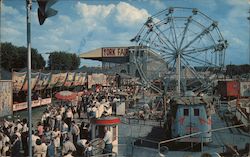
[2,0,249,66]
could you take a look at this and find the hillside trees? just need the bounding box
[1,42,46,71]
[47,51,80,70]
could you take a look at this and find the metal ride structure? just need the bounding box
[131,7,228,95]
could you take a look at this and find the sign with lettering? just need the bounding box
[13,98,52,111]
[102,47,129,57]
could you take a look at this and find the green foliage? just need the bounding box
[48,51,80,70]
[1,42,46,71]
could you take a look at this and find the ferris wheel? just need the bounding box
[131,7,228,95]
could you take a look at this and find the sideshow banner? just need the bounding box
[22,72,39,91]
[55,73,67,87]
[80,72,87,85]
[64,72,75,87]
[34,72,51,90]
[0,81,13,117]
[106,75,115,86]
[47,73,60,88]
[88,73,107,88]
[73,72,82,86]
[12,72,26,93]
[13,98,52,111]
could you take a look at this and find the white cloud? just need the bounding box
[2,3,18,15]
[75,2,149,28]
[2,27,22,37]
[76,2,115,18]
[76,2,115,27]
[115,2,149,27]
[59,15,72,23]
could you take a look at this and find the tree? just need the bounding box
[47,51,80,70]
[70,53,80,70]
[1,42,46,71]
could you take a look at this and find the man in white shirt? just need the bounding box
[103,126,113,154]
[16,120,23,132]
[71,121,80,144]
[31,131,40,147]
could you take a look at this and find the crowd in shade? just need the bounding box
[0,85,137,157]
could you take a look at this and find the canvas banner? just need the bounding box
[80,72,87,85]
[22,72,39,91]
[88,73,107,88]
[13,98,52,111]
[106,75,116,86]
[64,72,75,87]
[55,73,67,87]
[12,72,26,93]
[47,73,60,88]
[34,72,51,90]
[73,72,82,86]
[0,81,13,117]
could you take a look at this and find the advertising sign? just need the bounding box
[0,81,13,117]
[22,72,39,91]
[102,47,129,57]
[55,73,67,87]
[80,72,87,85]
[47,73,60,88]
[64,72,75,87]
[13,98,52,111]
[12,72,26,93]
[34,72,51,90]
[74,72,85,86]
[88,73,107,88]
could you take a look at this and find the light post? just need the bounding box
[26,1,58,156]
[248,9,250,65]
[0,0,2,80]
[26,0,32,156]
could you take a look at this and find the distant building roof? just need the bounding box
[79,47,129,63]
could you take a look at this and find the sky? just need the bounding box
[1,0,250,67]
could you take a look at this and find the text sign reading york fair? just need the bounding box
[102,47,129,57]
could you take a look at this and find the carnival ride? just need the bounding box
[131,7,228,95]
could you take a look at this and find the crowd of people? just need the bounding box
[0,86,136,157]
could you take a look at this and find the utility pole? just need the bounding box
[0,0,2,80]
[248,9,250,65]
[247,9,250,157]
[26,0,32,156]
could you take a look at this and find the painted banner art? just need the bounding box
[34,72,51,90]
[0,81,13,117]
[88,73,107,88]
[22,72,40,91]
[47,73,60,88]
[80,72,87,85]
[12,72,26,93]
[64,72,75,87]
[55,73,67,87]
